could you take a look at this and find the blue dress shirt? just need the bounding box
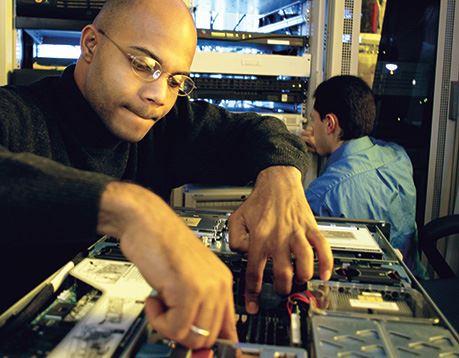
[306,136,424,276]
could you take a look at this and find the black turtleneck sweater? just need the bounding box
[0,66,308,309]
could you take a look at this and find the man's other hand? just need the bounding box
[300,127,317,153]
[98,182,238,349]
[228,166,333,314]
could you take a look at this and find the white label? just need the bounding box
[267,39,290,45]
[349,299,399,312]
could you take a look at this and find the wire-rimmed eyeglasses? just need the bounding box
[97,29,196,96]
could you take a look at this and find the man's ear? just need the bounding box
[324,113,339,135]
[80,25,98,63]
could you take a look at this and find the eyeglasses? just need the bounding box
[97,29,196,96]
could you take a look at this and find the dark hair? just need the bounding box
[313,75,376,140]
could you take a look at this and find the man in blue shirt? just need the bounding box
[302,75,424,276]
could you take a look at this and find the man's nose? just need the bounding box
[140,75,170,105]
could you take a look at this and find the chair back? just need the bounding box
[419,214,459,278]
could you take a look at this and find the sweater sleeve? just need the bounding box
[0,146,114,246]
[150,98,309,188]
[0,86,114,247]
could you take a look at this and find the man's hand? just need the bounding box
[98,182,237,349]
[300,127,317,153]
[228,166,333,314]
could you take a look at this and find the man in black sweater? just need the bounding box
[0,0,332,348]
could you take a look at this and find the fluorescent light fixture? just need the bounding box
[385,63,398,72]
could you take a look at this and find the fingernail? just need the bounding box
[247,301,258,314]
[321,269,332,280]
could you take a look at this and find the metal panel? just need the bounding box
[325,0,361,78]
[311,316,459,357]
[347,0,361,75]
[425,0,458,223]
[191,52,311,77]
[424,0,459,276]
[304,0,326,186]
[325,0,344,77]
[306,0,326,114]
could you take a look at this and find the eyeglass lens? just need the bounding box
[130,56,195,96]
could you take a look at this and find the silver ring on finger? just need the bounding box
[190,324,210,337]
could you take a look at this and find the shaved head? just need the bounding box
[94,0,196,40]
[90,0,197,66]
[92,0,130,33]
[74,0,198,142]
